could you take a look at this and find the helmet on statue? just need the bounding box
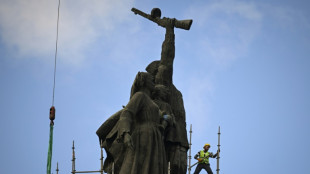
[151,8,161,18]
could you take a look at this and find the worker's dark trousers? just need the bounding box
[193,163,213,174]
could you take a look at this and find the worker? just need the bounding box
[193,143,219,174]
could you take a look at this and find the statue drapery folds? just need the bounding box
[96,7,192,174]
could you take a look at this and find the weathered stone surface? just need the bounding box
[96,7,192,174]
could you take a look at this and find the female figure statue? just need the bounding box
[117,72,168,174]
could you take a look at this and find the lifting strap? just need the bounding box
[47,123,54,174]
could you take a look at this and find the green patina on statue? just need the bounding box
[96,7,193,174]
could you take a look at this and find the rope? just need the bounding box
[52,0,60,106]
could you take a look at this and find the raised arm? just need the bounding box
[132,7,193,86]
[211,149,220,158]
[132,8,192,30]
[131,8,166,28]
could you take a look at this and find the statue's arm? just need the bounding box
[117,109,133,139]
[96,109,123,145]
[156,18,192,85]
[155,20,175,86]
[131,8,164,27]
[131,7,175,78]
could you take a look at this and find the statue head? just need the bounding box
[151,8,161,18]
[153,84,169,101]
[145,60,160,77]
[130,72,154,98]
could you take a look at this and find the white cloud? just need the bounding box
[0,1,56,56]
[0,0,135,65]
[181,0,264,132]
[183,0,310,133]
[187,0,262,69]
[186,0,310,70]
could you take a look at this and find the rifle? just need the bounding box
[131,7,193,30]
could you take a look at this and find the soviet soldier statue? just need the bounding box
[132,7,192,174]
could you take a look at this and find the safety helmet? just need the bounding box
[204,143,210,147]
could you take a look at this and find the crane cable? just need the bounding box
[47,0,60,174]
[52,0,60,107]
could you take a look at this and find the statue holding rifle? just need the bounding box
[132,7,192,174]
[96,8,193,174]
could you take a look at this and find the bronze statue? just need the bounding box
[117,72,168,174]
[97,72,168,174]
[133,7,192,174]
[96,7,193,174]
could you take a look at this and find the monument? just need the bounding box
[96,7,193,174]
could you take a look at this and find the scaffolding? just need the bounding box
[71,141,104,174]
[54,125,220,174]
[216,126,221,174]
[188,124,193,174]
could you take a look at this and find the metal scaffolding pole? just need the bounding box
[216,126,221,174]
[168,162,171,174]
[56,162,59,174]
[72,141,76,174]
[188,124,193,174]
[100,140,104,174]
[71,141,104,174]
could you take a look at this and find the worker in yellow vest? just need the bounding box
[193,143,219,174]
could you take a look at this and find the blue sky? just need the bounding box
[0,0,310,173]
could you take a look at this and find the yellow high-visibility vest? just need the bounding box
[199,150,210,164]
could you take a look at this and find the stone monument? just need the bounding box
[96,7,193,174]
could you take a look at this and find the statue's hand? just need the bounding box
[168,18,176,28]
[155,17,175,29]
[124,133,134,150]
[163,114,174,126]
